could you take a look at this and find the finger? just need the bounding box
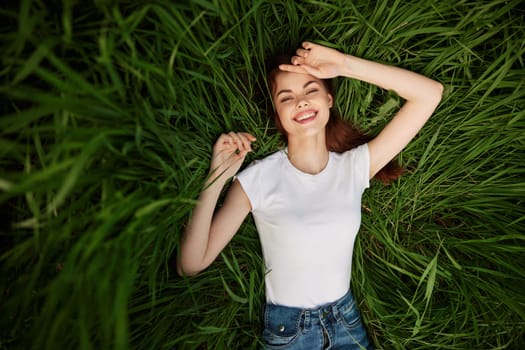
[241,133,256,151]
[278,64,309,75]
[216,133,233,147]
[237,132,252,152]
[243,133,257,152]
[215,134,234,155]
[291,56,305,66]
[240,132,257,142]
[302,41,314,50]
[228,131,246,152]
[291,63,322,78]
[302,64,323,77]
[227,131,242,147]
[296,48,309,57]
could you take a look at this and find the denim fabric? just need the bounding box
[262,290,373,350]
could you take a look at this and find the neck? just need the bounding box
[287,132,329,175]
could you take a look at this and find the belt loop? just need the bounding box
[332,303,339,319]
[303,310,311,331]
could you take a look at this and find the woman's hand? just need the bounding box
[208,132,256,183]
[279,41,348,79]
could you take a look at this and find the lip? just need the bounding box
[293,109,317,124]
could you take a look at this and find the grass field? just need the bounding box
[1,0,524,349]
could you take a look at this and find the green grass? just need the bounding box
[1,0,524,349]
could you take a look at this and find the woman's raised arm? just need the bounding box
[177,132,255,276]
[280,41,443,178]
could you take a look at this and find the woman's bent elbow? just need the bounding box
[433,81,444,101]
[425,81,444,108]
[176,259,205,277]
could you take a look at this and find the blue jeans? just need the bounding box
[262,290,373,350]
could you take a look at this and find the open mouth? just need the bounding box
[293,110,317,124]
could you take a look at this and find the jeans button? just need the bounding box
[279,325,285,332]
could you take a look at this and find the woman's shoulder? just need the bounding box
[237,149,286,178]
[333,143,369,160]
[248,148,286,168]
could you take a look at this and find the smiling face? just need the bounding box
[271,71,333,139]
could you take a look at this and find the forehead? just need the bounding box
[272,71,324,93]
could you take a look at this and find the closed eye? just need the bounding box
[280,96,293,103]
[306,89,318,94]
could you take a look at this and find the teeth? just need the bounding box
[296,112,316,121]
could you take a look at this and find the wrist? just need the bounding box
[339,54,355,78]
[204,171,228,190]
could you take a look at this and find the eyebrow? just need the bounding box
[275,80,319,97]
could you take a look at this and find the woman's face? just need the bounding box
[272,71,333,139]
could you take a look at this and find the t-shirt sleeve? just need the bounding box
[347,143,370,192]
[235,161,261,211]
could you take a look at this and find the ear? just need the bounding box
[328,93,333,108]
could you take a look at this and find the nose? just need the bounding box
[296,98,309,109]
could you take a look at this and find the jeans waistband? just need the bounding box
[307,289,354,318]
[266,289,355,320]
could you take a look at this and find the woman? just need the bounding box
[177,41,443,349]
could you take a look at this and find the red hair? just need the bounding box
[268,62,403,185]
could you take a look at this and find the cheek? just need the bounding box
[319,95,332,107]
[276,105,291,120]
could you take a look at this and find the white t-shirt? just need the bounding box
[236,144,370,308]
